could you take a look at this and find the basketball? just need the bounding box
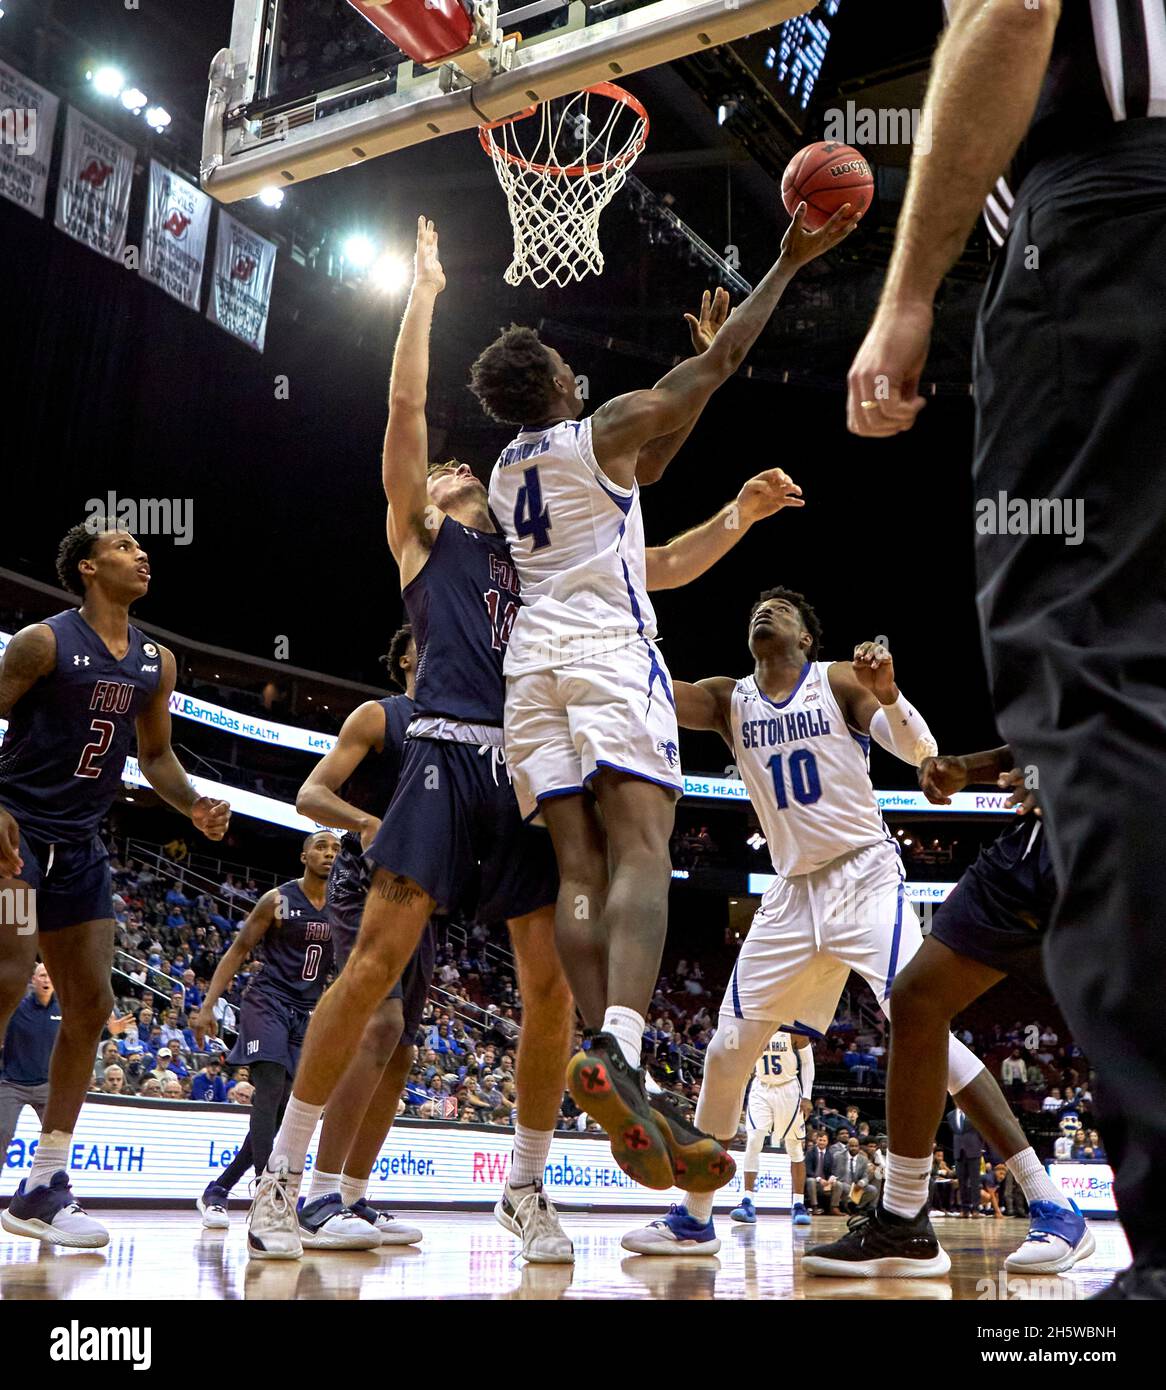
[782,140,874,230]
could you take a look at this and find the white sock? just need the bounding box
[684,1191,716,1225]
[28,1132,72,1190]
[269,1097,323,1175]
[1007,1146,1071,1210]
[340,1174,368,1207]
[509,1125,553,1188]
[603,1007,645,1069]
[308,1166,342,1201]
[883,1151,932,1219]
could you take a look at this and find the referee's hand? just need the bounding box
[847,299,933,437]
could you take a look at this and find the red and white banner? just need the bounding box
[140,161,213,309]
[206,209,277,352]
[53,106,135,260]
[0,59,60,219]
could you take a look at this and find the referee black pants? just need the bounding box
[973,121,1166,1266]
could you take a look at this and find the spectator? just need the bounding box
[1042,1087,1063,1113]
[101,1065,127,1095]
[151,1048,178,1084]
[191,1057,229,1103]
[161,1075,184,1100]
[229,1081,254,1105]
[833,1136,878,1215]
[138,1077,162,1099]
[980,1164,1005,1219]
[1000,1048,1027,1096]
[931,1148,957,1213]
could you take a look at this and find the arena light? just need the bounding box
[370,253,409,294]
[90,65,126,98]
[257,185,285,209]
[121,87,148,114]
[343,234,377,270]
[145,106,172,132]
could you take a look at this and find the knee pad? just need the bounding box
[785,1134,805,1164]
[742,1128,767,1171]
[946,1032,985,1094]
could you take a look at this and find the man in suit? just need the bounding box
[832,1136,878,1215]
[947,1104,984,1217]
[804,1132,836,1213]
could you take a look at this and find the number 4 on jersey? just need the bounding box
[513,466,552,550]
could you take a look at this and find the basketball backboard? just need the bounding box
[201,0,814,203]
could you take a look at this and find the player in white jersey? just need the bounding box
[729,1029,814,1227]
[623,586,998,1263]
[473,204,860,1193]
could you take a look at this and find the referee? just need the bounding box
[0,964,61,1166]
[846,0,1166,1299]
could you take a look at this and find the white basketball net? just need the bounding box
[481,85,648,289]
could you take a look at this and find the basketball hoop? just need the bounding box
[480,83,649,289]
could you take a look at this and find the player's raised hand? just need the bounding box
[0,807,23,878]
[735,468,805,524]
[684,287,731,354]
[192,796,231,842]
[413,215,446,295]
[998,767,1041,817]
[779,201,860,271]
[846,298,932,437]
[851,640,897,702]
[918,754,969,805]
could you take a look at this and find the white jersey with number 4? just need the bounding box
[488,418,657,676]
[732,662,888,879]
[755,1030,801,1088]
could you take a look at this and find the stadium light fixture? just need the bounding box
[145,106,172,132]
[257,185,285,208]
[90,65,126,98]
[343,234,377,270]
[371,253,409,294]
[121,87,148,114]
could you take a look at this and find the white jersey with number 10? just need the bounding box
[488,417,657,677]
[731,662,889,879]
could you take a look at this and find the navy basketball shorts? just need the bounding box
[366,737,559,922]
[928,822,1055,991]
[227,984,312,1074]
[327,837,437,1035]
[8,826,114,933]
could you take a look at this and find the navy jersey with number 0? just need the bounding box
[403,517,519,726]
[251,879,333,1006]
[0,610,161,842]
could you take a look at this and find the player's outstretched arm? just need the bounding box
[593,204,859,489]
[827,642,937,765]
[136,646,231,840]
[645,468,803,591]
[191,890,279,1045]
[384,216,445,583]
[674,677,734,744]
[0,624,56,876]
[918,745,1014,804]
[296,701,385,843]
[847,0,1059,438]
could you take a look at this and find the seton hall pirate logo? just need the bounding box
[78,158,114,188]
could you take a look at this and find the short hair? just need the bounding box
[302,830,339,851]
[750,586,824,660]
[381,622,414,691]
[56,517,118,595]
[468,324,558,425]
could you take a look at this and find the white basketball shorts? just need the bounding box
[745,1082,805,1165]
[503,637,683,817]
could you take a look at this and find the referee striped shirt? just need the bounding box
[943,1,1166,244]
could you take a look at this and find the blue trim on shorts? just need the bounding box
[731,964,743,1019]
[882,880,906,1000]
[585,761,683,796]
[780,1019,827,1040]
[536,785,586,802]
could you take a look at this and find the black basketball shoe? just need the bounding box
[801,1202,952,1278]
[648,1090,736,1194]
[1090,1263,1166,1300]
[566,1032,673,1190]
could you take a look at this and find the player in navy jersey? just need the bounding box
[194,831,377,1252]
[250,219,808,1261]
[284,623,426,1246]
[0,522,229,1249]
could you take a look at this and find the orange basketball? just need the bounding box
[782,140,874,231]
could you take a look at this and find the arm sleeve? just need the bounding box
[868,692,939,766]
[798,1044,816,1101]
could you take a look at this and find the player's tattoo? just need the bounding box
[375,874,425,906]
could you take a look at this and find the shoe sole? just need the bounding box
[730,1212,757,1224]
[299,1228,380,1251]
[247,1236,303,1261]
[621,1232,722,1257]
[566,1051,674,1190]
[651,1113,737,1194]
[0,1210,109,1249]
[493,1200,575,1265]
[1004,1227,1095,1275]
[377,1226,423,1246]
[802,1249,952,1279]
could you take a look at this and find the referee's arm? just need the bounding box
[847,0,1061,438]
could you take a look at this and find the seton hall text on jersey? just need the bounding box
[740,707,832,749]
[497,435,552,469]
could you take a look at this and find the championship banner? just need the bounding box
[0,1098,793,1211]
[140,161,213,309]
[53,106,135,260]
[206,209,277,352]
[0,59,60,218]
